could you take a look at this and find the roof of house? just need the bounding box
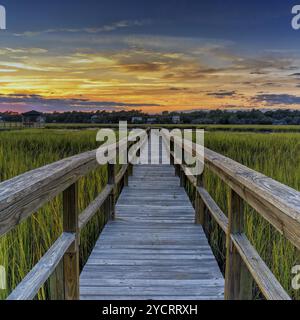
[22,110,43,116]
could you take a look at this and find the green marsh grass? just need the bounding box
[0,129,299,299]
[202,132,300,299]
[0,129,110,299]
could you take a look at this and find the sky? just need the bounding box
[0,0,300,113]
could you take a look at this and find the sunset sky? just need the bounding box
[0,0,300,113]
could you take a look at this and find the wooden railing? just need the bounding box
[0,122,24,129]
[0,130,148,300]
[161,131,299,300]
[1,127,299,300]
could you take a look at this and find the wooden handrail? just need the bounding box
[7,232,75,300]
[2,127,298,300]
[1,128,149,300]
[161,131,295,300]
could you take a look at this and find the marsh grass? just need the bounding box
[1,129,300,299]
[0,129,110,299]
[202,132,300,299]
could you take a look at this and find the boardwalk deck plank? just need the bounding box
[80,139,224,300]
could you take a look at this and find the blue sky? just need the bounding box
[0,0,300,112]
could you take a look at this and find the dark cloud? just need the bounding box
[253,94,300,105]
[0,94,160,112]
[207,90,237,98]
[168,87,188,91]
[120,62,166,72]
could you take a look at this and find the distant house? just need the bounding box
[172,115,181,124]
[91,115,100,123]
[273,120,288,125]
[147,118,157,124]
[131,116,143,124]
[22,110,45,127]
[0,116,3,123]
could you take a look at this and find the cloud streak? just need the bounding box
[253,94,300,106]
[0,94,160,113]
[14,20,149,37]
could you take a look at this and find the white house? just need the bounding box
[147,118,157,124]
[172,115,181,124]
[131,116,143,123]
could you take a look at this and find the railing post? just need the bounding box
[124,165,129,186]
[50,260,64,300]
[225,189,253,300]
[195,171,205,225]
[63,182,79,300]
[108,163,116,220]
[180,166,186,188]
[170,138,175,165]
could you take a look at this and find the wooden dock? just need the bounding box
[3,128,295,301]
[80,136,224,300]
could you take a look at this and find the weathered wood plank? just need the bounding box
[7,232,74,300]
[0,133,141,237]
[63,183,79,300]
[197,187,228,232]
[79,184,113,230]
[225,189,253,300]
[231,233,291,300]
[165,133,300,250]
[80,139,224,300]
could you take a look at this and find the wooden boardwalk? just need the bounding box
[80,137,224,300]
[4,129,295,300]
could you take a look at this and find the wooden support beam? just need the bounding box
[63,183,80,300]
[108,163,116,220]
[49,260,64,300]
[195,172,205,225]
[180,166,186,188]
[224,189,253,300]
[124,168,129,186]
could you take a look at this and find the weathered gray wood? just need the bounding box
[80,140,224,300]
[49,260,64,300]
[108,163,116,219]
[197,187,228,232]
[115,164,128,185]
[0,133,141,237]
[7,232,74,300]
[195,173,205,225]
[225,190,253,300]
[231,233,290,300]
[63,183,79,300]
[79,184,113,230]
[164,133,300,250]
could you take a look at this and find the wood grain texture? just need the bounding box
[63,183,79,300]
[0,133,141,237]
[164,133,300,250]
[225,190,253,300]
[7,232,74,300]
[79,184,113,230]
[231,233,290,300]
[80,136,224,300]
[197,187,228,232]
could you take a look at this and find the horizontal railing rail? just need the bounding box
[161,131,297,300]
[1,129,149,300]
[1,127,298,300]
